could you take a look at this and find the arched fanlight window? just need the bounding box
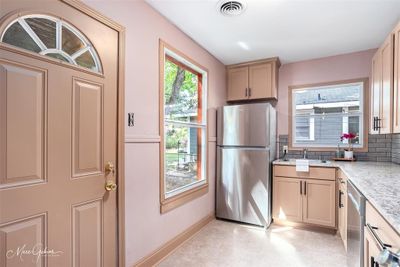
[0,14,102,73]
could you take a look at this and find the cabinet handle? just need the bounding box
[300,181,302,195]
[374,116,382,131]
[371,256,380,267]
[304,181,306,195]
[366,223,392,250]
[245,88,248,97]
[248,88,252,97]
[339,190,344,208]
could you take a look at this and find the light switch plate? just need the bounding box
[128,113,134,127]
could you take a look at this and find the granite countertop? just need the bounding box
[273,159,400,234]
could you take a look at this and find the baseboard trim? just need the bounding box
[273,219,337,234]
[133,214,215,267]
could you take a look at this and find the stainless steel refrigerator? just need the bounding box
[216,103,276,227]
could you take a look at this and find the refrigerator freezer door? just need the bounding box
[216,147,271,227]
[217,103,272,147]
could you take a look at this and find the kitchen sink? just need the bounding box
[279,158,331,164]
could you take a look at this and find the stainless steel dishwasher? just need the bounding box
[347,180,366,267]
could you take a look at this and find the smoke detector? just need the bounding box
[218,0,246,16]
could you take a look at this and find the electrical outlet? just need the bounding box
[283,145,289,154]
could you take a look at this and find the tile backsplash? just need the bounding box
[392,134,400,164]
[278,134,395,163]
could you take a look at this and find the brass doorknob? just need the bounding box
[105,180,117,191]
[105,162,115,174]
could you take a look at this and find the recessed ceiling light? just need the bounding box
[218,0,247,17]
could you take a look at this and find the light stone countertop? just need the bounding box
[273,159,400,235]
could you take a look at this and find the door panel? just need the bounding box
[249,63,272,100]
[0,61,46,188]
[0,1,119,266]
[302,180,336,227]
[72,78,104,178]
[72,199,103,267]
[216,147,270,226]
[0,214,46,267]
[227,66,248,101]
[272,177,302,222]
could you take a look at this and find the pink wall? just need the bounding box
[277,49,376,135]
[83,1,226,266]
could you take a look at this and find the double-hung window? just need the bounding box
[160,41,208,213]
[290,79,368,149]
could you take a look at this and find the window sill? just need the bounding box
[160,183,208,214]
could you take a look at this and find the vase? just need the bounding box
[344,150,353,159]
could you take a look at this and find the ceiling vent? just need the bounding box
[218,0,246,16]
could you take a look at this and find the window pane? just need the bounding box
[46,52,69,62]
[62,26,85,55]
[165,124,204,194]
[295,84,361,114]
[75,50,96,70]
[164,60,200,123]
[293,82,363,147]
[25,18,56,48]
[2,22,41,52]
[295,115,361,146]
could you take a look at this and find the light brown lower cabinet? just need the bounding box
[364,201,400,267]
[272,170,336,228]
[302,179,336,228]
[272,177,303,222]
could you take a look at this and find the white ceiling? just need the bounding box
[146,0,400,65]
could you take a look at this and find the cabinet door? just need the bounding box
[380,35,394,134]
[364,227,382,267]
[227,66,248,101]
[272,177,302,222]
[370,51,381,134]
[394,24,400,133]
[303,180,336,228]
[248,62,275,100]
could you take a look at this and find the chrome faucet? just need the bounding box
[303,148,308,159]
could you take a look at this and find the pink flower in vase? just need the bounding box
[340,133,357,151]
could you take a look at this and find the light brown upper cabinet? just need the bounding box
[227,58,280,101]
[227,66,249,101]
[369,21,400,134]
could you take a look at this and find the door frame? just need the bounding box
[60,1,126,266]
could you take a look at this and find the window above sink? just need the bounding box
[289,78,369,151]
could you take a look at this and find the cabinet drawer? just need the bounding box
[273,165,335,181]
[365,201,400,251]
